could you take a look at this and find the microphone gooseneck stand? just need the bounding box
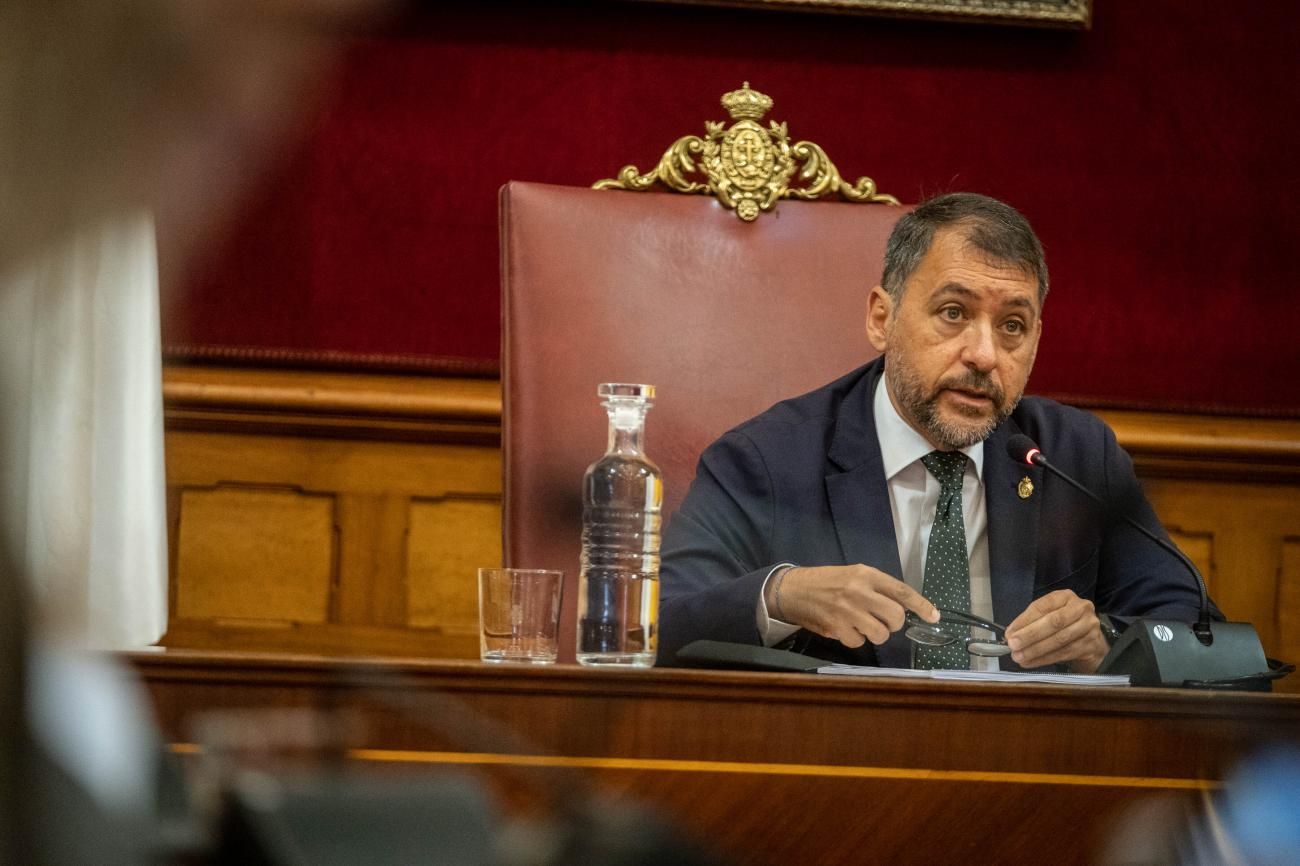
[1006,434,1291,690]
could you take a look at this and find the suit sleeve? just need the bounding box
[1094,423,1223,622]
[658,430,791,663]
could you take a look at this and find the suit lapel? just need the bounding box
[825,359,912,669]
[983,419,1042,627]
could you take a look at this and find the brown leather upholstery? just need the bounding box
[500,181,904,661]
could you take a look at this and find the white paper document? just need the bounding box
[817,664,1130,687]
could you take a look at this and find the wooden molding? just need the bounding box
[160,620,478,659]
[1097,409,1300,480]
[164,364,1300,476]
[164,364,501,443]
[163,343,499,377]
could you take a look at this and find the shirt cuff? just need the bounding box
[756,563,800,647]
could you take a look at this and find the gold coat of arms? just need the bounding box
[595,83,898,221]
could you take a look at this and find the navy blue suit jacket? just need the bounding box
[659,357,1213,667]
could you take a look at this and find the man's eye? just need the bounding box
[940,306,962,321]
[1004,320,1023,334]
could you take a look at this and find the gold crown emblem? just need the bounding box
[721,82,773,121]
[594,84,898,220]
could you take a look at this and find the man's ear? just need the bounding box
[866,285,892,353]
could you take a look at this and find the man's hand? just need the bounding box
[767,565,939,648]
[1005,590,1109,673]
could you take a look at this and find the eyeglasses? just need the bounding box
[905,608,1011,658]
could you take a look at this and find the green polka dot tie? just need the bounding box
[916,450,972,671]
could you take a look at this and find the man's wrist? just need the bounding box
[771,566,792,622]
[757,564,800,646]
[759,566,795,621]
[1070,616,1120,673]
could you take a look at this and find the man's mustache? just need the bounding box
[931,371,1005,405]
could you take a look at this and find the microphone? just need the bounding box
[1007,434,1213,642]
[1005,433,1283,689]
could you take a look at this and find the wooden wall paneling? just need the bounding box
[162,367,501,658]
[1139,479,1299,675]
[406,495,502,636]
[1161,529,1213,594]
[1280,538,1300,666]
[174,485,337,624]
[1100,409,1300,691]
[334,492,411,627]
[167,433,499,496]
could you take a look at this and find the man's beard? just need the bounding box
[885,348,1021,449]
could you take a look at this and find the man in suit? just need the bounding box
[658,192,1210,671]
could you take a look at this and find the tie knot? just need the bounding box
[921,450,967,490]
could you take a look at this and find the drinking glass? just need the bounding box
[478,568,563,664]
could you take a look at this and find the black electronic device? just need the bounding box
[675,640,826,673]
[1006,434,1291,690]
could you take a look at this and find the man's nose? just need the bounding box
[961,321,998,371]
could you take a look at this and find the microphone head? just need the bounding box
[1006,434,1041,466]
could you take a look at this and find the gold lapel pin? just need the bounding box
[1018,477,1034,500]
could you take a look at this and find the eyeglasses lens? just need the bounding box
[967,639,1012,657]
[905,622,955,647]
[906,614,1011,657]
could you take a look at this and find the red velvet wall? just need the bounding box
[166,0,1300,414]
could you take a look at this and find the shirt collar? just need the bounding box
[872,375,985,482]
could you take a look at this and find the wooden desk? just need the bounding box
[131,651,1300,865]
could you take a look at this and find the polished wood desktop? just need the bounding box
[131,651,1300,865]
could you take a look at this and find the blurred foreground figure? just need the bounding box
[0,4,726,864]
[0,1,390,862]
[0,214,168,651]
[1204,747,1300,865]
[0,0,391,649]
[1102,745,1300,866]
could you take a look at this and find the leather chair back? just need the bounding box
[500,181,903,661]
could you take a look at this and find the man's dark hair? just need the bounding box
[880,192,1049,305]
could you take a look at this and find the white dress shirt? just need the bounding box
[758,376,999,670]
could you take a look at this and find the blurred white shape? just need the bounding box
[28,641,160,815]
[0,213,167,649]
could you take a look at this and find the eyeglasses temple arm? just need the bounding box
[935,607,1007,636]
